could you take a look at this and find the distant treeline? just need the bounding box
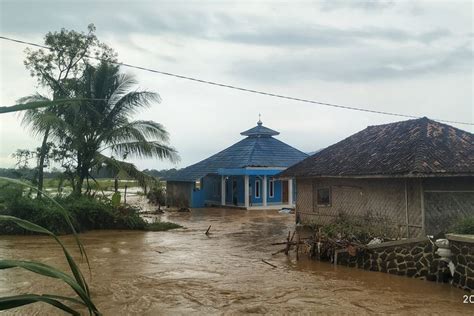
[142,168,180,179]
[0,168,60,180]
[0,167,180,180]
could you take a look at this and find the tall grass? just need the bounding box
[0,177,99,315]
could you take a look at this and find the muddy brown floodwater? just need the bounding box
[0,208,472,315]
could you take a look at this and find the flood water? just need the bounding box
[0,208,471,315]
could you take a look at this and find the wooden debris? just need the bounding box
[205,225,211,235]
[272,248,287,256]
[261,259,277,268]
[285,230,296,255]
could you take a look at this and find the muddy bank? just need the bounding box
[0,208,471,314]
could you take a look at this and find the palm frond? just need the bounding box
[110,141,179,161]
[104,91,160,124]
[94,153,158,189]
[126,120,169,141]
[1,98,85,114]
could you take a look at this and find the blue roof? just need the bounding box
[240,119,279,136]
[166,121,308,182]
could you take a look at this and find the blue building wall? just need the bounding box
[249,176,284,205]
[191,186,205,208]
[190,174,296,208]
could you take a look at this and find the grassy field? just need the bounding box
[43,178,140,191]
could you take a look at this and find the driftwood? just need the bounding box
[271,230,305,257]
[261,259,277,268]
[271,241,305,246]
[285,231,296,255]
[272,248,287,255]
[205,225,211,235]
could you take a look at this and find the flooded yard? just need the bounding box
[0,208,471,315]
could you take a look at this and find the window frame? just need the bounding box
[269,178,275,198]
[316,187,331,206]
[255,179,261,198]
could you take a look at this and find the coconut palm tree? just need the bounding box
[57,62,178,195]
[19,93,62,197]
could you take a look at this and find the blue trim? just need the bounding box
[191,187,205,208]
[218,168,283,176]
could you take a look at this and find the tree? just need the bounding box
[55,62,178,195]
[21,24,115,197]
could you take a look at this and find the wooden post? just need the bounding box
[296,234,300,261]
[420,179,425,235]
[284,231,291,255]
[124,185,128,204]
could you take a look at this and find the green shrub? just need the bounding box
[320,212,393,243]
[145,221,182,231]
[0,195,75,235]
[449,216,474,234]
[146,185,166,208]
[0,186,147,234]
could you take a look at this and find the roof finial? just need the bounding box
[257,113,262,126]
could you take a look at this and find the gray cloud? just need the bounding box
[1,1,449,48]
[223,25,452,47]
[230,44,473,83]
[319,0,396,11]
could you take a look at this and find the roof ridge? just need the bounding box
[412,117,430,174]
[279,117,473,179]
[244,137,259,167]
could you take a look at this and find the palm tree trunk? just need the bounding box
[36,126,50,198]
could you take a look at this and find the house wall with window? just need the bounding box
[295,176,474,237]
[296,177,422,237]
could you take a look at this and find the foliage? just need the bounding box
[145,220,182,231]
[18,60,178,196]
[147,185,166,208]
[20,25,115,197]
[320,212,394,244]
[142,168,181,179]
[0,177,98,315]
[0,183,147,234]
[449,216,474,234]
[111,192,121,207]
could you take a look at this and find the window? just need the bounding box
[194,180,201,191]
[269,178,275,198]
[317,188,331,206]
[255,179,261,198]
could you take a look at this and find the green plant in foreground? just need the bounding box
[449,216,474,235]
[0,177,99,315]
[145,220,182,232]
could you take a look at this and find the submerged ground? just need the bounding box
[0,208,471,315]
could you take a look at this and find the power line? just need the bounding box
[1,35,473,126]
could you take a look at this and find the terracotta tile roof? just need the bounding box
[280,117,474,178]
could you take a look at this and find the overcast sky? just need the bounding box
[1,0,473,171]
